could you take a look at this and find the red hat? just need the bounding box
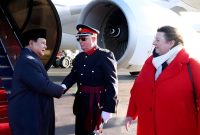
[76,24,100,37]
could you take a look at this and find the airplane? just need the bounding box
[52,0,200,73]
[0,1,199,133]
[0,0,200,90]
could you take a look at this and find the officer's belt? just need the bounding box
[79,85,104,93]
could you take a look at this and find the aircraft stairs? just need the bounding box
[0,41,12,135]
[0,40,13,90]
[0,5,19,135]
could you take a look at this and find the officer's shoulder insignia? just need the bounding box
[99,48,110,53]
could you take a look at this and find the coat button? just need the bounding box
[92,70,94,73]
[85,56,87,58]
[81,73,83,76]
[84,65,86,67]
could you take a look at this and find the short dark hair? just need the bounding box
[157,26,184,46]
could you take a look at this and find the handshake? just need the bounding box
[61,84,67,94]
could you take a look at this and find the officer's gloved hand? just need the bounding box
[61,84,67,94]
[101,111,112,123]
[61,84,66,89]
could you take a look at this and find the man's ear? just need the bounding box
[29,40,34,46]
[27,40,34,49]
[91,36,97,42]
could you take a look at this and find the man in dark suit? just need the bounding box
[8,28,65,135]
[62,24,118,135]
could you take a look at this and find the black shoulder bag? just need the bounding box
[187,63,198,111]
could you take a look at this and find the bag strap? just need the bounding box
[187,62,197,105]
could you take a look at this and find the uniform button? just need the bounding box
[81,73,83,76]
[84,65,86,67]
[80,83,82,85]
[92,70,94,73]
[85,56,87,58]
[79,92,82,94]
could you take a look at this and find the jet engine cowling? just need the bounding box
[77,0,185,70]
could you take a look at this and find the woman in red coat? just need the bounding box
[125,26,200,135]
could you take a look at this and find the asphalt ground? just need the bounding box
[48,67,137,135]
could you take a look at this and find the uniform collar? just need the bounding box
[85,47,97,55]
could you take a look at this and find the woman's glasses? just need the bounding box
[76,37,89,42]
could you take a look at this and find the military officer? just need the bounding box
[62,24,118,135]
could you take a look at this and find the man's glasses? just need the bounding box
[76,37,89,42]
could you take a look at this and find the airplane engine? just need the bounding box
[77,0,186,70]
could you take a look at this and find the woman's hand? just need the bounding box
[125,116,133,131]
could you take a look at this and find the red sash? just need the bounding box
[79,85,104,131]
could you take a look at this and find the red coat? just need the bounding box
[127,49,200,135]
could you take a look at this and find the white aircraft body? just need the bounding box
[52,0,200,72]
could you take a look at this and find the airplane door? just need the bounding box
[0,0,62,70]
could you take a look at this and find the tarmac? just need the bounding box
[48,68,138,135]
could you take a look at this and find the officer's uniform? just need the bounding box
[62,24,118,135]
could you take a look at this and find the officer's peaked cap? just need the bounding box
[22,28,47,46]
[76,24,100,37]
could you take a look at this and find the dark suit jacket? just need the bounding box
[8,48,64,135]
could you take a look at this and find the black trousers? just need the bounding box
[75,116,96,135]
